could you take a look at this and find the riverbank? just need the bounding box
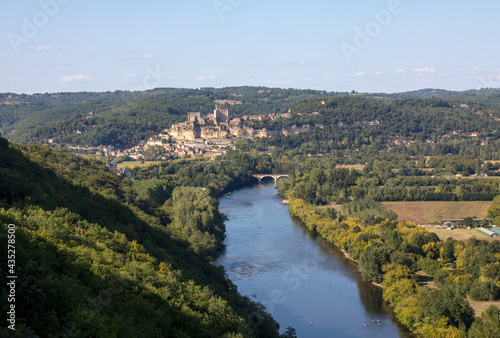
[286,197,469,336]
[337,248,385,289]
[217,184,412,338]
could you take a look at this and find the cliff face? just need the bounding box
[166,120,311,142]
[167,122,246,141]
[169,123,202,140]
[200,126,229,139]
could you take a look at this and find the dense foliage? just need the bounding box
[243,95,500,161]
[0,135,288,337]
[278,156,500,206]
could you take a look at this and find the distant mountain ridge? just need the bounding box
[1,86,499,150]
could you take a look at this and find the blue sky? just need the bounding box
[1,0,499,94]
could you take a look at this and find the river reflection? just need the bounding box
[217,183,413,338]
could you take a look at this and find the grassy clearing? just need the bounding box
[467,297,500,317]
[117,160,162,169]
[382,201,492,224]
[417,271,500,317]
[416,270,437,289]
[336,164,365,171]
[425,227,499,242]
[313,204,343,214]
[214,99,242,106]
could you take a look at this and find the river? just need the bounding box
[216,183,413,338]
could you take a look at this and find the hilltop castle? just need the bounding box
[213,106,229,124]
[166,106,269,141]
[186,106,229,125]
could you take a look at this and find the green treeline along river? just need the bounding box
[216,183,413,338]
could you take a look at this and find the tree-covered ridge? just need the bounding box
[4,87,499,152]
[277,156,500,208]
[131,151,272,194]
[247,95,499,158]
[0,135,286,337]
[0,87,337,148]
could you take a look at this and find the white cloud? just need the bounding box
[413,66,436,73]
[299,60,321,64]
[259,77,316,86]
[477,74,500,89]
[194,73,236,82]
[121,73,137,83]
[61,75,96,83]
[195,75,219,82]
[394,68,406,73]
[375,71,383,76]
[29,46,53,51]
[470,67,480,73]
[125,54,153,59]
[354,72,365,77]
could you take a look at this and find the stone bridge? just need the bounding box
[252,174,289,184]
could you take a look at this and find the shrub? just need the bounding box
[469,281,500,301]
[417,256,441,275]
[434,269,452,288]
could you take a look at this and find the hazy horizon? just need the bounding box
[2,85,499,97]
[2,0,499,94]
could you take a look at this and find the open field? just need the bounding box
[318,203,343,213]
[214,99,242,106]
[467,297,500,317]
[426,227,499,242]
[382,201,492,224]
[336,164,365,171]
[117,160,162,169]
[416,270,437,289]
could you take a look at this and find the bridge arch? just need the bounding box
[252,174,288,184]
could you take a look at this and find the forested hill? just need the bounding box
[245,95,500,161]
[0,135,286,337]
[0,87,338,148]
[1,86,499,151]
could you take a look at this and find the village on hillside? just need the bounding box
[110,106,311,160]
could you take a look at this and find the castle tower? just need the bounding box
[187,112,201,123]
[214,106,229,124]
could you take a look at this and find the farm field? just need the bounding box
[117,160,161,169]
[382,201,492,224]
[426,227,500,242]
[336,164,365,171]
